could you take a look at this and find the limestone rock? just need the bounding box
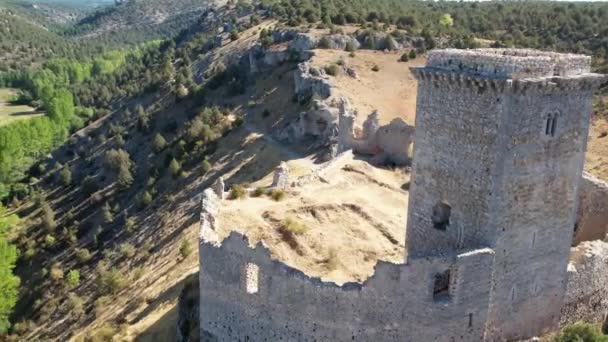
[212,177,225,199]
[271,162,290,189]
[289,33,318,53]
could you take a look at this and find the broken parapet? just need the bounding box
[574,172,608,245]
[337,98,355,154]
[427,48,592,78]
[271,162,289,189]
[212,177,225,200]
[199,189,221,246]
[561,240,608,327]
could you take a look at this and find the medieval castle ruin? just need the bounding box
[198,49,608,341]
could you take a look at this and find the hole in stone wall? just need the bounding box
[432,201,451,230]
[245,263,259,294]
[433,269,451,300]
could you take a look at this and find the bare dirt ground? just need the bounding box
[310,49,421,126]
[217,152,409,285]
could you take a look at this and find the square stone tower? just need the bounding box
[409,49,606,340]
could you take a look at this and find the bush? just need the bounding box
[59,167,72,186]
[140,191,153,207]
[67,270,80,287]
[67,293,84,318]
[345,41,357,52]
[119,243,136,259]
[229,184,248,200]
[83,176,99,196]
[101,202,114,224]
[44,234,56,248]
[94,296,111,318]
[252,187,266,197]
[96,262,127,295]
[153,133,167,153]
[269,189,286,202]
[324,64,340,76]
[39,204,56,234]
[76,248,92,263]
[179,239,192,259]
[169,158,181,178]
[554,323,608,342]
[280,217,308,235]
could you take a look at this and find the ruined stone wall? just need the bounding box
[561,240,608,326]
[575,173,608,245]
[199,191,495,342]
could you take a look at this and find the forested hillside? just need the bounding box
[0,0,606,340]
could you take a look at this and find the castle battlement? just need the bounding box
[426,48,591,79]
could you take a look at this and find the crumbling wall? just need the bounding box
[199,191,495,341]
[561,240,608,326]
[574,173,608,245]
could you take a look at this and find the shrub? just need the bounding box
[41,203,56,232]
[49,263,64,281]
[124,217,136,233]
[119,243,136,259]
[153,133,167,153]
[76,248,92,263]
[229,184,248,200]
[345,41,357,52]
[83,176,99,196]
[94,296,111,317]
[59,167,72,186]
[101,202,114,224]
[269,189,286,202]
[44,234,56,248]
[252,187,266,197]
[67,293,84,318]
[324,64,340,76]
[96,263,127,295]
[179,239,192,259]
[67,270,80,287]
[280,217,308,235]
[371,64,380,72]
[554,323,608,342]
[169,158,181,178]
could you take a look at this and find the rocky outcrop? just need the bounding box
[319,34,361,50]
[289,33,318,53]
[276,100,339,147]
[294,62,332,102]
[271,162,290,189]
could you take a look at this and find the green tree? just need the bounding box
[59,166,72,186]
[66,270,80,288]
[153,133,167,153]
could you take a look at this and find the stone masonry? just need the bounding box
[198,49,607,341]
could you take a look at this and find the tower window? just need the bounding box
[433,270,451,300]
[544,112,559,137]
[432,201,451,230]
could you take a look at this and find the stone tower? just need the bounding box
[409,49,606,340]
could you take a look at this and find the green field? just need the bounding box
[0,88,44,127]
